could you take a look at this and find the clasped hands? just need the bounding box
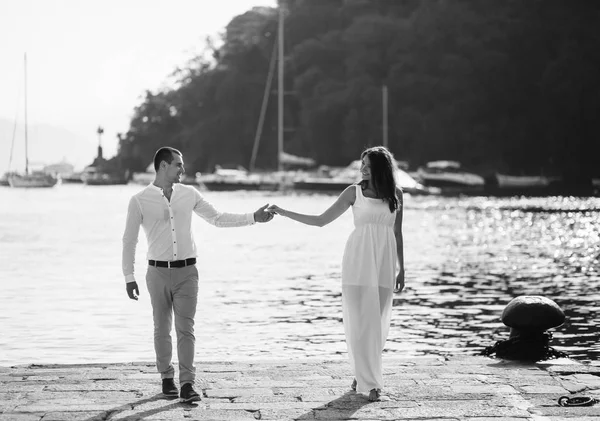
[254,204,277,223]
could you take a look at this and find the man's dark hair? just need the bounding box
[153,147,182,172]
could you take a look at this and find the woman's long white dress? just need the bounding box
[341,184,398,393]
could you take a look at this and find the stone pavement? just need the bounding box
[1,356,600,420]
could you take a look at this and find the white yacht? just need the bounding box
[416,160,484,192]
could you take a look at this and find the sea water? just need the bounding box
[0,184,598,366]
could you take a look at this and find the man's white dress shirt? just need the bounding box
[122,183,255,283]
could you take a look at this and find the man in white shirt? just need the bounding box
[122,147,274,403]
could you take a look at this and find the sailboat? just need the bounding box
[8,54,59,188]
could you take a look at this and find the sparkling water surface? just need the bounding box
[0,184,598,366]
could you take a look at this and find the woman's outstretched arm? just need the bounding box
[268,185,356,227]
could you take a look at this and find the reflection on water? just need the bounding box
[392,196,600,361]
[0,186,598,366]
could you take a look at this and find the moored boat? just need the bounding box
[293,160,435,195]
[61,172,84,183]
[292,176,352,193]
[0,172,17,186]
[495,174,551,188]
[198,167,280,191]
[8,54,59,189]
[81,166,128,185]
[416,160,484,194]
[485,173,569,197]
[8,171,60,188]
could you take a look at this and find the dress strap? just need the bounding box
[354,183,362,203]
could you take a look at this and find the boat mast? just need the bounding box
[24,53,29,175]
[277,1,284,172]
[382,85,388,148]
[249,35,277,172]
[7,90,19,173]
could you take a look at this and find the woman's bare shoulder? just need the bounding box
[341,184,357,205]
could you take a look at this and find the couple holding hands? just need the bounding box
[122,146,404,403]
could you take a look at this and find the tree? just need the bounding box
[115,0,600,186]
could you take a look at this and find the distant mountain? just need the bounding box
[0,118,96,173]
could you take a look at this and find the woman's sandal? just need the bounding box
[351,378,357,391]
[368,388,381,402]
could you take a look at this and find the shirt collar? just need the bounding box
[148,183,179,193]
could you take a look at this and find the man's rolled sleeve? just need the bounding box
[193,190,256,227]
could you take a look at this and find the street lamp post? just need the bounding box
[97,126,104,160]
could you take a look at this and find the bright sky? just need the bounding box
[0,0,276,161]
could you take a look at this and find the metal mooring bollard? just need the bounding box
[483,295,567,361]
[501,295,565,334]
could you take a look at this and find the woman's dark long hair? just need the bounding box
[360,146,399,213]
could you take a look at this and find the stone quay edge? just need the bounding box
[1,356,600,420]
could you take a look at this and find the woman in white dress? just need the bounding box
[268,146,404,401]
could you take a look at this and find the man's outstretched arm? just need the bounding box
[193,190,273,226]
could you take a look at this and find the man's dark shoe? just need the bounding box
[162,378,178,397]
[180,383,201,403]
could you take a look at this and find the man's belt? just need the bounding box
[148,258,196,268]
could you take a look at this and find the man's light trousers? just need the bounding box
[146,264,198,385]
